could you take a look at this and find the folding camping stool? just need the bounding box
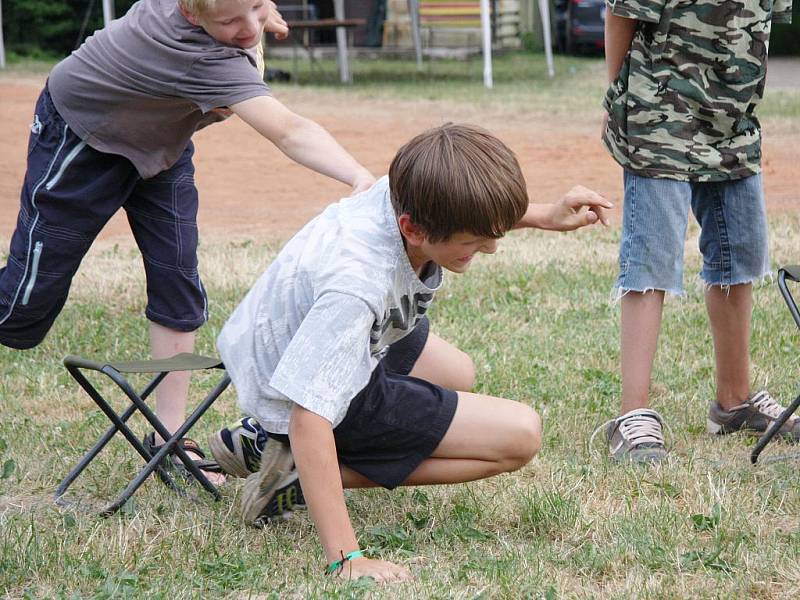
[751,265,800,464]
[55,353,231,515]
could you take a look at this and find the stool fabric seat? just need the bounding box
[55,352,230,515]
[64,352,223,374]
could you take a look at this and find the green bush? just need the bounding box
[2,0,137,58]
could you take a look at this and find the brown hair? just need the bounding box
[388,123,528,242]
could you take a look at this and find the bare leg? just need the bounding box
[705,283,752,410]
[341,391,541,488]
[149,322,224,484]
[408,331,475,392]
[620,290,664,414]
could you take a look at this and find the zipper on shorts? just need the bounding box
[21,241,44,306]
[30,114,43,135]
[45,140,87,191]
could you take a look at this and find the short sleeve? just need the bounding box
[269,292,377,426]
[773,0,793,23]
[606,0,666,23]
[182,52,271,112]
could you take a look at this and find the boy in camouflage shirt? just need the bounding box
[601,0,797,461]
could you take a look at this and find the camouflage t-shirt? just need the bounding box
[602,0,793,181]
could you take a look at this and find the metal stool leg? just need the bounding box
[751,266,800,464]
[56,367,179,510]
[751,392,800,464]
[55,354,229,515]
[102,374,231,515]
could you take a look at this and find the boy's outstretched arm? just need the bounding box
[230,96,375,194]
[516,185,613,231]
[289,404,412,583]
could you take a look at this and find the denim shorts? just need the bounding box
[0,86,207,349]
[615,171,770,296]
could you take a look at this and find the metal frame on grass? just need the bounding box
[751,265,800,464]
[55,353,230,515]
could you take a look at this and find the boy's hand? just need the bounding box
[549,186,613,230]
[265,0,289,40]
[334,557,412,583]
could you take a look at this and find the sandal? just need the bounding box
[142,432,223,482]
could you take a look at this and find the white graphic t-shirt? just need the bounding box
[217,177,442,433]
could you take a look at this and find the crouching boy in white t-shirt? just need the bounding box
[213,124,612,582]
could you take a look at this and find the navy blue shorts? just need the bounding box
[272,318,460,489]
[0,86,207,349]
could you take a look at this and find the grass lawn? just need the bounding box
[1,52,800,598]
[2,219,800,598]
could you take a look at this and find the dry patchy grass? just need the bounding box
[2,214,800,598]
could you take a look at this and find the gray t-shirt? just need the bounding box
[217,177,443,433]
[48,0,270,179]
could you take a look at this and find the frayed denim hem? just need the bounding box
[696,270,774,295]
[609,285,686,304]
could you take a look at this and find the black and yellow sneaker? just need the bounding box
[241,439,305,526]
[208,417,267,478]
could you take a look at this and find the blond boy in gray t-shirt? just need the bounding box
[0,0,374,481]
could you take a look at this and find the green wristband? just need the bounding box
[325,550,365,575]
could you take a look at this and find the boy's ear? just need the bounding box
[179,4,202,26]
[397,214,427,246]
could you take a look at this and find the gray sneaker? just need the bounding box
[708,390,800,442]
[601,408,668,463]
[240,438,298,526]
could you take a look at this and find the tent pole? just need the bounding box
[407,0,423,71]
[333,0,351,83]
[480,0,492,88]
[0,0,6,69]
[103,0,115,27]
[538,0,555,77]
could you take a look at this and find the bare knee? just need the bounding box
[500,407,542,472]
[455,351,476,392]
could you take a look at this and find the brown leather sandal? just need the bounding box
[142,432,223,480]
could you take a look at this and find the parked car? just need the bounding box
[554,0,606,54]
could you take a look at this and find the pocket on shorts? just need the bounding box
[26,115,45,158]
[21,241,44,306]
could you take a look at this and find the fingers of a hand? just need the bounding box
[566,187,613,209]
[592,206,609,226]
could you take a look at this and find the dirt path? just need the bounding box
[1,76,798,243]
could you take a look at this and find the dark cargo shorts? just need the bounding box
[271,318,460,489]
[0,86,208,349]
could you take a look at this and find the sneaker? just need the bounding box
[241,439,304,526]
[596,408,668,463]
[708,390,800,442]
[208,417,268,478]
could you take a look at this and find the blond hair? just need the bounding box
[389,124,528,242]
[178,0,221,17]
